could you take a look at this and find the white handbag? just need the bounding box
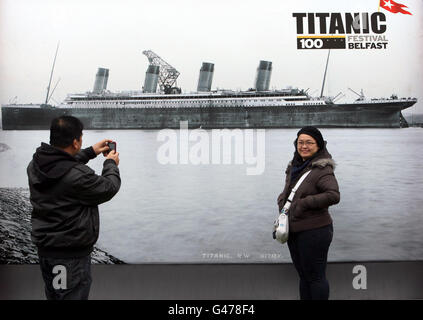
[273,170,312,244]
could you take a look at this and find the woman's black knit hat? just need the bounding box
[296,126,325,150]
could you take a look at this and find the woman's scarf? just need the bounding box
[289,147,323,182]
[290,156,311,182]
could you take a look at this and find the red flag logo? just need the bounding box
[379,0,412,15]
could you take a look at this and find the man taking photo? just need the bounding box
[27,115,121,300]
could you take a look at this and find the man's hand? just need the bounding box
[106,150,120,166]
[92,139,113,156]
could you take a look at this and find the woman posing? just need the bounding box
[277,126,340,300]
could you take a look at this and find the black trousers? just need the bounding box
[38,254,92,300]
[287,224,333,300]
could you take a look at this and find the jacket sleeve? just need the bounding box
[302,170,340,209]
[74,147,97,164]
[71,159,121,206]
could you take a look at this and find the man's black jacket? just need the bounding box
[27,143,121,258]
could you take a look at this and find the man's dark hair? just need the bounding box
[49,116,84,148]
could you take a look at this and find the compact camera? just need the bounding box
[107,141,117,153]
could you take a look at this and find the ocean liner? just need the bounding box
[1,50,417,130]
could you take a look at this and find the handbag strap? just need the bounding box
[283,170,312,211]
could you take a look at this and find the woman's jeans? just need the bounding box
[287,224,333,300]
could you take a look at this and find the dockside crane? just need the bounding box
[348,87,365,101]
[45,41,60,105]
[142,50,181,94]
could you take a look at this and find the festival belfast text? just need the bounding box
[293,12,389,50]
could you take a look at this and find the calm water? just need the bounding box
[1,127,422,263]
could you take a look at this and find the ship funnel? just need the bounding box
[143,65,160,93]
[197,62,214,92]
[93,68,109,93]
[254,60,272,91]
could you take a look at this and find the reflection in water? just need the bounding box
[0,143,10,153]
[0,128,422,263]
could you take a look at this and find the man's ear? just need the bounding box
[72,138,79,150]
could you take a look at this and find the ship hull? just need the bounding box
[1,100,415,130]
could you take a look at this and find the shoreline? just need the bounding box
[0,187,125,264]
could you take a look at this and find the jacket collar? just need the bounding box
[287,146,336,171]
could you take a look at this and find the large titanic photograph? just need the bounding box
[1,0,422,266]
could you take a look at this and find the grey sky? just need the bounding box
[0,0,422,113]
